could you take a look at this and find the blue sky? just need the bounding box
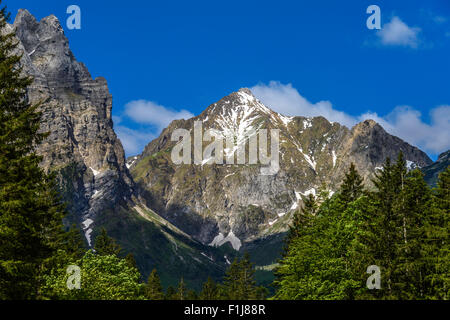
[7,0,450,159]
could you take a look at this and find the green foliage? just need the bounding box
[125,253,138,270]
[337,163,364,206]
[165,286,177,300]
[94,228,121,256]
[176,277,187,300]
[186,289,198,300]
[426,167,449,299]
[145,269,164,300]
[200,276,219,300]
[0,4,68,299]
[219,253,266,300]
[273,156,449,300]
[41,250,145,300]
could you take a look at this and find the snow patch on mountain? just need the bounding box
[81,218,94,246]
[332,150,337,167]
[209,231,242,251]
[90,167,100,176]
[300,188,316,197]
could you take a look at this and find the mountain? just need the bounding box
[9,9,438,289]
[11,9,231,289]
[12,9,134,239]
[130,88,433,256]
[422,150,450,186]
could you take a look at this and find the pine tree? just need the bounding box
[0,5,67,299]
[359,155,404,298]
[177,277,187,300]
[338,163,364,206]
[353,152,436,299]
[274,193,363,300]
[125,253,138,270]
[316,182,329,202]
[145,269,164,300]
[391,169,433,298]
[165,286,177,300]
[186,290,198,300]
[283,193,317,255]
[93,228,121,256]
[220,253,260,300]
[200,276,219,300]
[423,167,449,299]
[64,225,86,260]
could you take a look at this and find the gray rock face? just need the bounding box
[131,88,433,249]
[8,10,238,287]
[12,9,134,245]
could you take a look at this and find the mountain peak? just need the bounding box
[40,14,64,33]
[237,87,254,96]
[351,119,382,134]
[15,8,34,20]
[14,9,37,28]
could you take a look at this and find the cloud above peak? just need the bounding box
[377,16,421,48]
[115,100,194,155]
[124,100,194,131]
[250,81,356,127]
[116,83,449,157]
[251,81,449,156]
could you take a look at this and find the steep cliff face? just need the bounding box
[12,9,134,245]
[131,88,433,249]
[10,10,231,288]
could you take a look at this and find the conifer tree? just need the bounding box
[125,253,138,270]
[283,193,317,255]
[317,182,331,203]
[353,152,436,299]
[391,169,433,298]
[177,277,187,300]
[145,269,164,300]
[200,276,219,300]
[423,167,449,299]
[338,163,364,206]
[186,289,198,300]
[64,225,86,260]
[220,253,260,300]
[358,155,403,298]
[165,286,177,300]
[0,5,67,299]
[93,228,121,256]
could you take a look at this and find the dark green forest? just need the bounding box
[0,4,448,300]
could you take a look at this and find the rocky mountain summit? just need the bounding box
[12,9,134,245]
[130,88,432,249]
[10,10,230,288]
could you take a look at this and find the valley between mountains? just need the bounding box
[10,9,448,290]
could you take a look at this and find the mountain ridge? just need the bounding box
[130,86,432,250]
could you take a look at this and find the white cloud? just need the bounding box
[251,81,450,155]
[360,106,450,155]
[115,125,156,156]
[124,100,194,132]
[377,16,421,48]
[114,100,194,156]
[251,81,356,127]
